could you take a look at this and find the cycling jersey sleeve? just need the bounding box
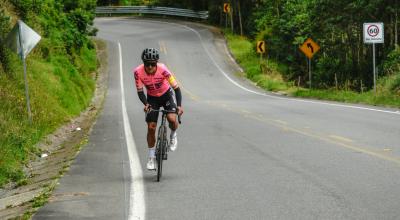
[134,71,143,91]
[174,87,182,107]
[161,64,178,89]
[167,75,178,89]
[137,91,147,105]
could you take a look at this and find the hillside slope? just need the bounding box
[0,0,97,186]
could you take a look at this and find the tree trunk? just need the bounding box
[390,13,394,47]
[394,6,399,48]
[276,0,280,18]
[358,27,362,86]
[237,0,243,36]
[229,0,234,33]
[219,4,223,27]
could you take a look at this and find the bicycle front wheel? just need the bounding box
[156,127,165,182]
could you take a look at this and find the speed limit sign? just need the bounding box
[363,23,384,44]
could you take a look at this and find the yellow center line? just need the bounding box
[274,120,288,125]
[158,41,167,54]
[158,41,164,53]
[208,102,400,166]
[148,68,399,166]
[165,64,199,101]
[181,86,200,101]
[163,42,167,54]
[329,135,354,143]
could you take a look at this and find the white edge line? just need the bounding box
[119,42,146,220]
[106,18,399,115]
[165,22,399,116]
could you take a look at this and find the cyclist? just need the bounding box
[133,48,183,170]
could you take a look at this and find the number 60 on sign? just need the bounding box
[363,23,384,44]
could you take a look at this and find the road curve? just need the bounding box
[34,17,400,220]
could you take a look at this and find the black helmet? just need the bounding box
[141,48,159,62]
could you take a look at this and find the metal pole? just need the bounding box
[22,57,32,124]
[373,43,376,95]
[18,23,32,124]
[230,9,234,33]
[309,58,312,89]
[225,13,227,29]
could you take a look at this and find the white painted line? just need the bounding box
[174,23,400,116]
[109,18,399,115]
[119,42,146,220]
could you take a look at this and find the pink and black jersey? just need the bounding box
[133,63,178,97]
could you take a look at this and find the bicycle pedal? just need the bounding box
[163,154,168,160]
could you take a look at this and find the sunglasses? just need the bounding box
[144,62,157,67]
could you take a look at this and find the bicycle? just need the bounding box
[147,108,181,182]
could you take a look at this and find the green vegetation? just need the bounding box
[215,0,399,107]
[225,31,400,107]
[225,33,290,92]
[0,0,97,187]
[97,0,399,107]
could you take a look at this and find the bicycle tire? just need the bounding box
[156,126,164,182]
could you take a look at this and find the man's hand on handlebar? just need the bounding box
[144,104,151,113]
[177,106,183,116]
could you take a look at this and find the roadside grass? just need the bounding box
[0,46,96,187]
[223,31,400,108]
[225,31,290,92]
[292,89,400,107]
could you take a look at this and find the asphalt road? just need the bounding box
[34,17,400,220]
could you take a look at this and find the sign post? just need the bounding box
[299,38,320,89]
[257,40,266,63]
[5,20,41,124]
[223,3,230,29]
[363,22,384,95]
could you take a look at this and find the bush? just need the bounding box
[382,48,400,93]
[0,8,11,73]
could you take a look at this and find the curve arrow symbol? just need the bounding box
[224,4,229,13]
[258,42,264,52]
[307,43,314,53]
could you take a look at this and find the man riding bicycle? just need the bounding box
[133,48,183,170]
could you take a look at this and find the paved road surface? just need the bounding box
[34,18,400,220]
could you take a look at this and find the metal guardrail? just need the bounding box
[96,6,209,20]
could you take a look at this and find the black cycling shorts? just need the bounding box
[146,88,177,123]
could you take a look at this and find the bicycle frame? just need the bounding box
[148,108,180,182]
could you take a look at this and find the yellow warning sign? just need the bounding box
[257,41,266,53]
[299,38,320,59]
[223,3,230,13]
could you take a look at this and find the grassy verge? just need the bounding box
[292,89,400,107]
[224,31,400,108]
[225,32,291,92]
[0,46,97,187]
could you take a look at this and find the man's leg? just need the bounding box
[147,122,157,148]
[146,122,157,170]
[167,114,178,151]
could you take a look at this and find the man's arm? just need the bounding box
[134,70,147,105]
[174,87,182,107]
[137,90,148,105]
